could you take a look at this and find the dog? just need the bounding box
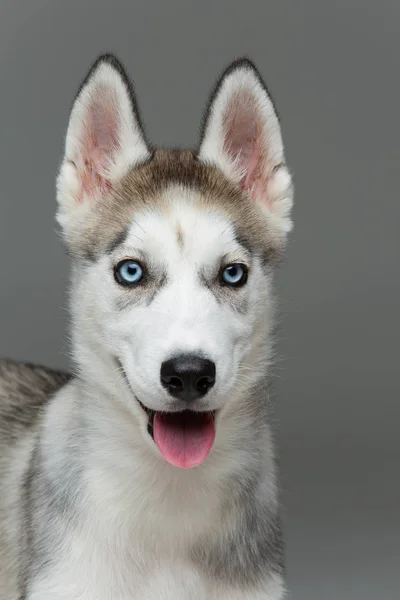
[0,54,293,599]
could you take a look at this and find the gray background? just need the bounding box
[0,0,399,598]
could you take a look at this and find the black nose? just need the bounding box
[160,354,216,403]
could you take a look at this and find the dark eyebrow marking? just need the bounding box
[233,230,255,256]
[106,227,129,254]
[234,227,280,268]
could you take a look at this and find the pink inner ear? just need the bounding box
[223,93,270,204]
[79,85,121,199]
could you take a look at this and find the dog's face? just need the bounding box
[82,190,271,415]
[57,55,293,468]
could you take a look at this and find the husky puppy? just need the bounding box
[0,54,293,599]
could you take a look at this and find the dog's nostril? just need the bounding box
[196,376,213,394]
[165,376,184,393]
[160,355,216,403]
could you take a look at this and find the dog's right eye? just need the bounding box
[221,263,248,288]
[114,260,144,286]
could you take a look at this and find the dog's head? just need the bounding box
[57,55,293,468]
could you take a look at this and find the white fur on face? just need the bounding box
[73,187,274,421]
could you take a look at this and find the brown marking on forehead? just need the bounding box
[71,149,282,263]
[176,222,184,250]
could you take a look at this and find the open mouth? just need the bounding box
[138,400,216,469]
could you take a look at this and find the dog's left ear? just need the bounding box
[198,59,293,235]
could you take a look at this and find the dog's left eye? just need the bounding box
[114,260,144,286]
[221,263,248,287]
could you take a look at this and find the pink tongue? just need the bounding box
[153,411,215,469]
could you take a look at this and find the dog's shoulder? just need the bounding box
[0,359,70,437]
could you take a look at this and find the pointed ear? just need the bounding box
[56,54,150,239]
[198,59,293,235]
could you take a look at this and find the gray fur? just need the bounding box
[191,381,284,589]
[0,360,69,598]
[0,360,69,441]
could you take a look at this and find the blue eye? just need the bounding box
[115,260,144,286]
[221,263,248,287]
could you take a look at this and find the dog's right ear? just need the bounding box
[56,54,150,241]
